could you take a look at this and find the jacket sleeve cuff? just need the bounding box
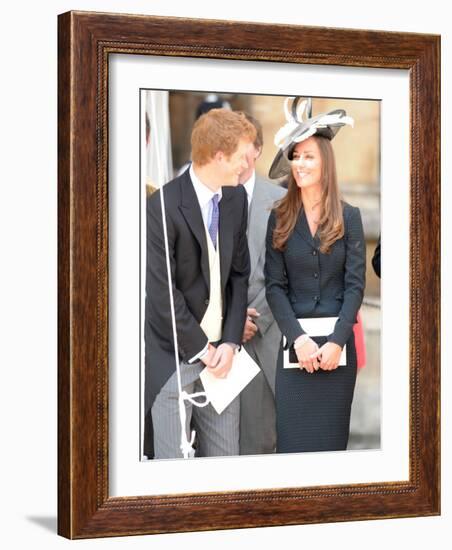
[327,319,354,349]
[187,342,209,364]
[283,323,305,350]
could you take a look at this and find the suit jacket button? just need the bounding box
[204,299,209,305]
[313,296,319,302]
[314,272,319,278]
[312,250,317,256]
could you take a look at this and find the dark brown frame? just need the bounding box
[58,10,440,539]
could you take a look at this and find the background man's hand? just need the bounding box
[242,308,260,343]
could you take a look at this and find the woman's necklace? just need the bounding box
[305,205,320,238]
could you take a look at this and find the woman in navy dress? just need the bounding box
[265,98,366,453]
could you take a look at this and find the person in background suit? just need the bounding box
[144,109,256,459]
[237,113,286,455]
[265,97,365,453]
[195,94,232,119]
[372,235,381,278]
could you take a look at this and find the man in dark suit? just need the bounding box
[144,109,256,459]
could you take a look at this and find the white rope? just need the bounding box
[149,95,210,459]
[178,391,210,458]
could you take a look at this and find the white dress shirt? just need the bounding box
[189,164,222,230]
[241,171,256,208]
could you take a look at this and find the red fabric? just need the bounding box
[353,310,366,369]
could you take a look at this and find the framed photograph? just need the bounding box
[58,11,440,538]
[137,90,381,468]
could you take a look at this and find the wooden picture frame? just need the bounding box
[58,10,440,539]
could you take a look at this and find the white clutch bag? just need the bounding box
[284,317,346,369]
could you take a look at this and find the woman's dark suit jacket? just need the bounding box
[265,202,366,350]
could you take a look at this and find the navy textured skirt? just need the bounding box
[275,333,357,453]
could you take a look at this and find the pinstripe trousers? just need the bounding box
[151,361,240,459]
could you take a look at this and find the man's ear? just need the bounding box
[255,146,263,160]
[213,150,225,163]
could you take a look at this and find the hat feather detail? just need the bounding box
[275,97,309,147]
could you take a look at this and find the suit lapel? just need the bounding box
[178,173,210,289]
[218,189,234,293]
[248,180,271,280]
[294,207,317,247]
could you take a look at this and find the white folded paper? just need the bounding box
[284,316,347,369]
[199,347,261,414]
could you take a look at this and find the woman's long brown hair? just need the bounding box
[272,135,344,254]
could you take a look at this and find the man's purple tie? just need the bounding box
[208,194,219,249]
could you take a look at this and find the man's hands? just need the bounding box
[198,305,262,379]
[201,343,235,379]
[242,308,260,343]
[200,343,217,366]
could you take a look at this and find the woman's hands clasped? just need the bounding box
[295,338,343,373]
[310,342,342,371]
[294,338,320,373]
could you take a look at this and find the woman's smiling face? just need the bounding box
[290,136,323,191]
